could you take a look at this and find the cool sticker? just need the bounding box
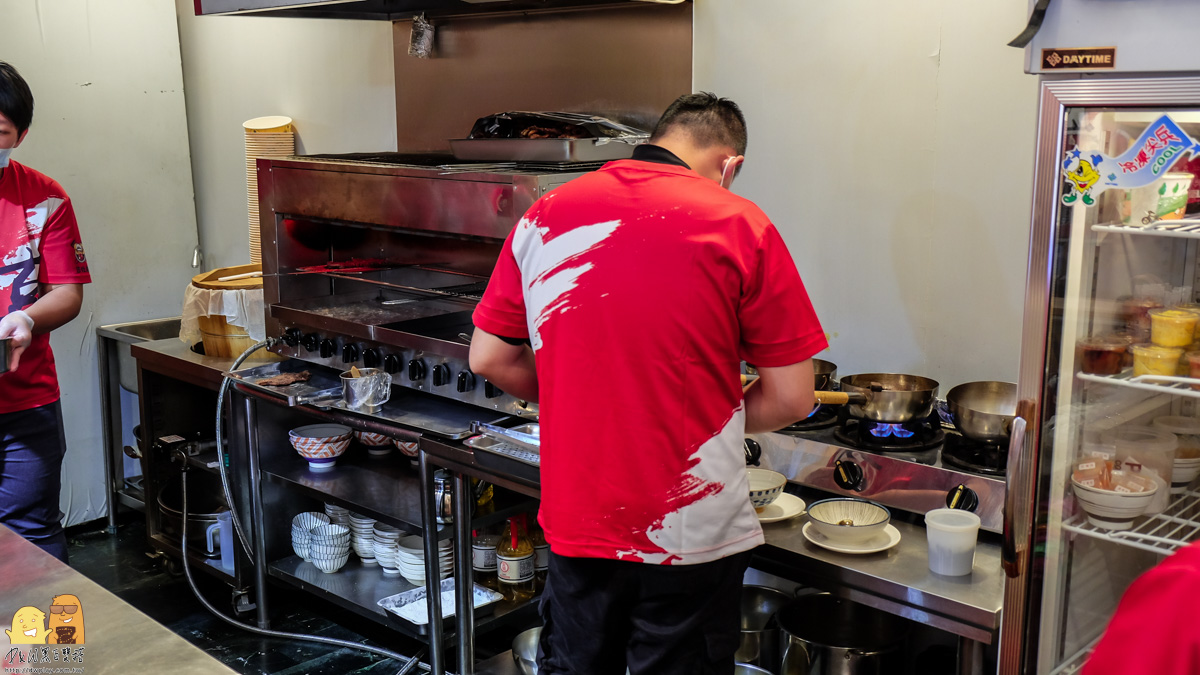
[1062,114,1200,207]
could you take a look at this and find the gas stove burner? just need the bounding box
[833,416,945,454]
[941,433,1007,477]
[779,405,840,433]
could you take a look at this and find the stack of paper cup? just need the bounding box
[244,116,294,264]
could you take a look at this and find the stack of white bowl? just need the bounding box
[373,524,404,576]
[325,503,350,528]
[396,534,453,586]
[349,513,378,564]
[291,511,331,561]
[308,523,350,573]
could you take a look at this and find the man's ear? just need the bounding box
[14,129,28,147]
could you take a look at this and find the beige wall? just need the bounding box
[174,2,397,271]
[695,0,1039,389]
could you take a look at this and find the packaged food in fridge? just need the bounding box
[1076,337,1127,375]
[1131,343,1183,376]
[1150,308,1199,347]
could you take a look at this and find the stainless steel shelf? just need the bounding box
[267,555,539,639]
[1063,488,1200,555]
[262,453,427,532]
[1077,370,1200,399]
[1093,219,1200,239]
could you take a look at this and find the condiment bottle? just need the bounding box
[471,528,500,591]
[495,516,535,601]
[528,515,550,592]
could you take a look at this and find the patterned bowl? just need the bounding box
[354,431,392,447]
[807,498,891,544]
[393,438,420,458]
[747,468,787,509]
[289,424,352,469]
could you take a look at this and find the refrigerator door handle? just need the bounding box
[1002,415,1029,578]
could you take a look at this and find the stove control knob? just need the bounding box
[301,333,320,352]
[833,460,864,491]
[319,338,337,359]
[408,359,428,381]
[282,328,303,348]
[946,484,979,512]
[383,354,402,375]
[362,348,381,369]
[484,380,503,399]
[432,364,451,387]
[341,343,361,364]
[456,370,476,393]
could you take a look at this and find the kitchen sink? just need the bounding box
[97,317,182,393]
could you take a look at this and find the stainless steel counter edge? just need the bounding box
[759,513,1003,644]
[130,337,241,387]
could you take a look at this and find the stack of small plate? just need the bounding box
[325,503,350,528]
[291,511,331,561]
[349,513,378,564]
[396,534,453,586]
[309,523,350,573]
[373,524,404,576]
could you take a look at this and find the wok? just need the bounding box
[946,381,1017,444]
[815,373,940,423]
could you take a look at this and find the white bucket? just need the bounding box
[1122,172,1193,224]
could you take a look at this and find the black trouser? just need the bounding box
[538,550,752,675]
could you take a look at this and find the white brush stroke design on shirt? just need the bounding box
[510,215,622,351]
[620,407,764,564]
[0,198,61,298]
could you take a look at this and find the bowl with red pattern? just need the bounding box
[289,424,353,470]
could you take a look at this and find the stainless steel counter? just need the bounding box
[130,337,240,388]
[0,523,234,673]
[757,498,1004,644]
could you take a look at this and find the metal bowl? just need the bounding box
[813,359,837,391]
[512,626,540,675]
[946,381,1017,445]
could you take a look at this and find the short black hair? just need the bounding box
[0,62,34,136]
[650,92,747,156]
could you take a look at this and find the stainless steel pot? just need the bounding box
[946,381,1017,444]
[157,473,228,559]
[778,594,910,675]
[815,373,939,423]
[735,585,791,673]
[813,359,837,391]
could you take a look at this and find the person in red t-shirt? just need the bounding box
[470,93,826,675]
[0,62,91,563]
[1082,539,1200,675]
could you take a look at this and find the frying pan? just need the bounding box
[814,373,940,423]
[946,381,1017,444]
[742,358,837,391]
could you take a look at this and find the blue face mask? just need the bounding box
[0,147,11,169]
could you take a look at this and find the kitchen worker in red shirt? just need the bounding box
[470,93,826,675]
[1083,539,1200,674]
[0,62,90,563]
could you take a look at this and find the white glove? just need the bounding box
[0,310,34,373]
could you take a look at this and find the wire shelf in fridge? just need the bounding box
[1063,488,1200,556]
[1076,371,1200,399]
[1093,218,1200,239]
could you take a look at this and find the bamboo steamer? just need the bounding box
[190,264,282,361]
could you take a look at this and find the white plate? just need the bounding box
[757,493,806,523]
[802,522,901,555]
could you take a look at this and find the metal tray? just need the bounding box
[465,435,540,484]
[449,138,643,162]
[377,577,503,627]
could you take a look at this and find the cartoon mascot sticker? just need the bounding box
[46,594,83,644]
[1062,154,1103,206]
[5,606,48,644]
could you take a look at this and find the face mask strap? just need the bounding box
[720,156,737,189]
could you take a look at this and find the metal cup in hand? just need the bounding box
[340,368,392,413]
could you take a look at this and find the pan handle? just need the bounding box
[814,391,867,405]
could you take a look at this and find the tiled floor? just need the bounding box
[67,514,431,674]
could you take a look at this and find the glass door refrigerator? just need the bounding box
[1003,2,1200,672]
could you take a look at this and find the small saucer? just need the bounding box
[801,522,901,555]
[757,493,806,523]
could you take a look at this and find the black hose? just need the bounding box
[180,461,427,675]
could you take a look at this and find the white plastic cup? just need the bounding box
[925,508,981,576]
